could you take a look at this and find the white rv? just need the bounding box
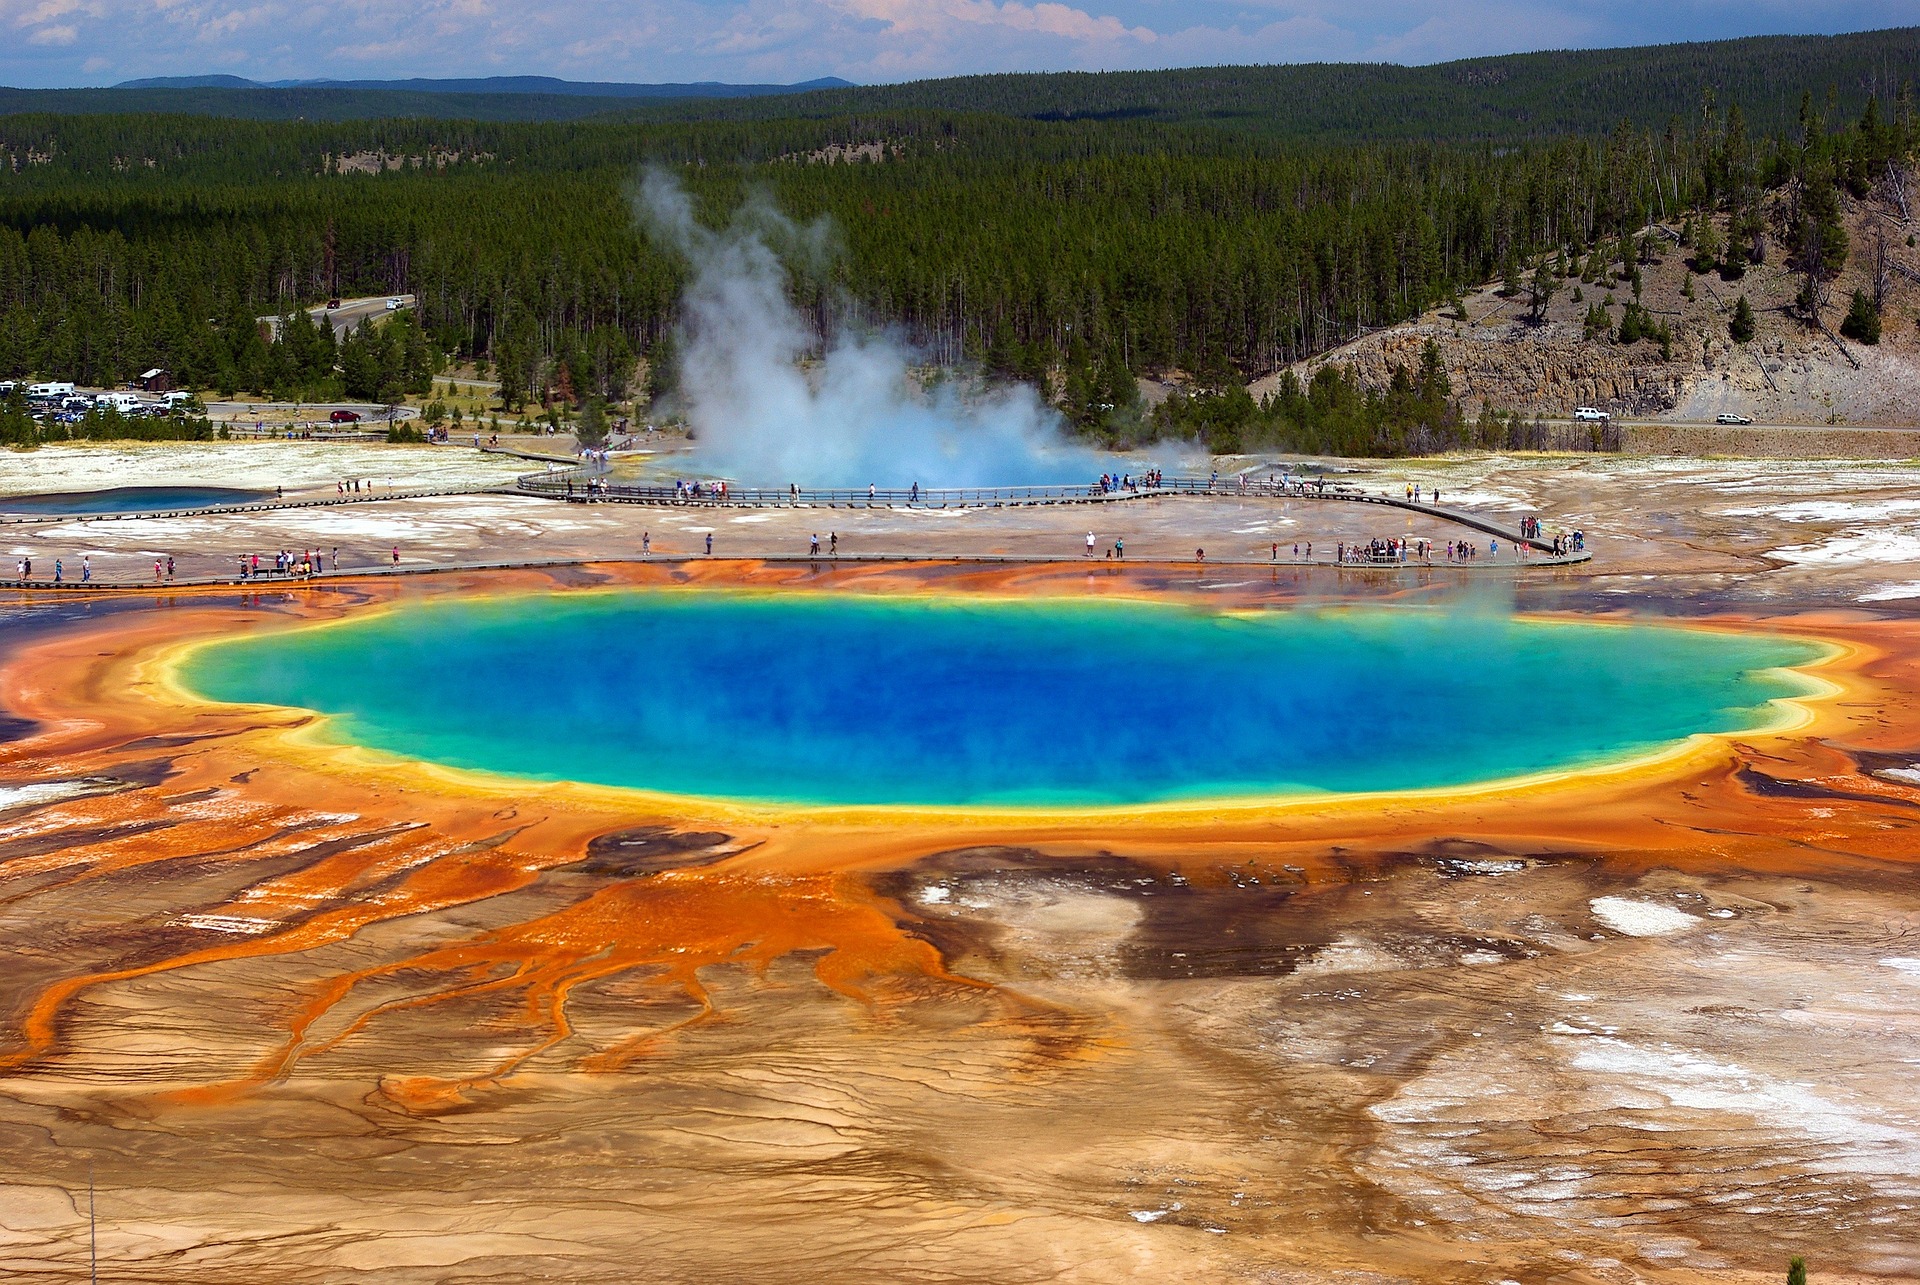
[28,381,75,400]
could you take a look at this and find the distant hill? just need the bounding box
[0,86,631,122]
[2,29,1916,138]
[622,27,1920,141]
[114,75,855,99]
[0,75,855,123]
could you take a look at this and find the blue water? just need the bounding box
[182,592,1821,807]
[1,486,271,515]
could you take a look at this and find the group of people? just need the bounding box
[673,479,727,501]
[1339,538,1417,564]
[1515,516,1584,556]
[808,532,841,557]
[239,548,337,579]
[1094,471,1159,494]
[335,478,383,495]
[1083,531,1126,558]
[14,555,91,584]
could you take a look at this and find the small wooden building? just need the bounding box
[138,368,172,392]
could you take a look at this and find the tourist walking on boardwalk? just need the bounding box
[1086,531,1096,557]
[642,532,651,555]
[166,556,175,580]
[1115,538,1124,558]
[705,533,713,555]
[830,532,837,555]
[810,533,820,556]
[81,555,89,584]
[53,560,61,585]
[391,546,399,566]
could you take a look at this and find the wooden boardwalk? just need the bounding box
[0,546,1589,594]
[0,465,1588,592]
[518,469,1578,555]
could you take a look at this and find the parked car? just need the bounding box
[385,297,404,310]
[1715,413,1754,425]
[329,409,362,423]
[1572,406,1610,422]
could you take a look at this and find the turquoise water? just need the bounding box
[182,593,1821,807]
[1,486,270,514]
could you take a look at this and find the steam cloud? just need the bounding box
[637,170,1116,487]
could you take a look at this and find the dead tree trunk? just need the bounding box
[1888,161,1912,223]
[1872,225,1891,311]
[1815,312,1862,371]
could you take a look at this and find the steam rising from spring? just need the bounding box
[637,170,1110,487]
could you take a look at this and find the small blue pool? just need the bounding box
[0,486,273,515]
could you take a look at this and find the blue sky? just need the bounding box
[0,0,1909,88]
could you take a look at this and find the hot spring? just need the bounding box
[1,485,272,515]
[181,592,1822,808]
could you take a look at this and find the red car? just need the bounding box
[329,409,361,423]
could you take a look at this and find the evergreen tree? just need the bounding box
[644,330,678,407]
[1840,288,1881,342]
[1730,294,1757,341]
[1527,261,1557,322]
[577,396,609,448]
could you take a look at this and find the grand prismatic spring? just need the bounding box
[181,592,1822,807]
[3,448,1920,1285]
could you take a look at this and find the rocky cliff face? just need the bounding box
[1271,321,1694,417]
[1249,178,1920,429]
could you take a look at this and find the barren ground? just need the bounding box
[0,441,1916,1284]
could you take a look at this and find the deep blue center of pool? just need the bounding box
[182,592,1819,807]
[1,486,271,514]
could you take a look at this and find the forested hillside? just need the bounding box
[0,27,1915,455]
[637,28,1920,143]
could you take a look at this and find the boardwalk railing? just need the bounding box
[515,474,1114,507]
[0,483,502,527]
[514,466,1568,552]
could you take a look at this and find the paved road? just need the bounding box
[1543,415,1920,433]
[257,294,416,342]
[206,402,421,424]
